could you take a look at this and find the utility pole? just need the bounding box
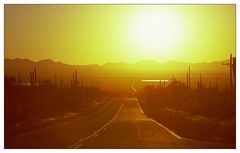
[233,57,236,80]
[222,53,233,93]
[186,66,191,88]
[230,54,232,92]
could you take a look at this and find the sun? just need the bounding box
[130,9,183,55]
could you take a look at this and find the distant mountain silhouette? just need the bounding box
[5,58,230,75]
[4,58,231,90]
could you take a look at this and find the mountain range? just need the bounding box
[4,58,231,90]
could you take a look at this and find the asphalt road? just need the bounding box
[5,98,235,149]
[74,98,235,149]
[5,98,123,149]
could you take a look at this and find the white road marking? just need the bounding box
[150,119,183,140]
[135,98,183,140]
[94,134,99,137]
[136,98,144,114]
[6,100,114,141]
[68,104,123,148]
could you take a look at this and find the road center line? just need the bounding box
[68,103,123,148]
[6,100,113,141]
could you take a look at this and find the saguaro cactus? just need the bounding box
[29,67,37,87]
[30,71,33,86]
[75,71,77,84]
[71,70,79,87]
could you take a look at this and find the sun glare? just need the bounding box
[131,9,183,55]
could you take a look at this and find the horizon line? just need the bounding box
[4,57,233,66]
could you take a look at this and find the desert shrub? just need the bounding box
[137,82,236,143]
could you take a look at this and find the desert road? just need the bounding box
[5,98,235,149]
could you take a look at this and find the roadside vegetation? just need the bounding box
[4,75,115,138]
[137,81,236,143]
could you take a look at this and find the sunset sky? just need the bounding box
[4,5,235,65]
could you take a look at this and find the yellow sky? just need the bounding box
[5,5,235,65]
